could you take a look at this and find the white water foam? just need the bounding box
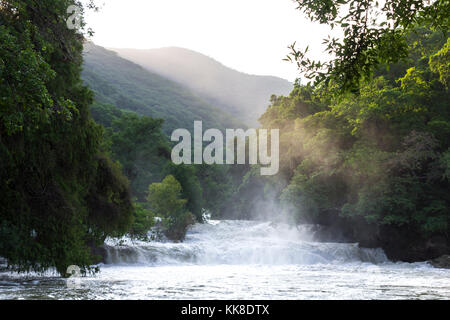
[103,220,388,266]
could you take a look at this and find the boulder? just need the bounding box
[429,255,450,269]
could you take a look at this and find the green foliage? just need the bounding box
[165,163,204,221]
[442,149,450,180]
[129,202,156,240]
[83,45,252,224]
[147,175,187,217]
[82,44,244,134]
[108,113,170,201]
[430,38,450,87]
[288,0,449,93]
[90,101,129,128]
[90,103,240,227]
[147,175,195,241]
[261,28,449,242]
[0,0,133,275]
[195,164,234,217]
[86,154,134,237]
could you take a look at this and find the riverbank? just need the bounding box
[307,215,449,265]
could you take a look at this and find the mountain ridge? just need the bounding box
[112,46,293,127]
[82,43,245,134]
[111,46,291,79]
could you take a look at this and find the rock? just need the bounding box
[89,244,108,264]
[366,225,449,262]
[429,255,450,269]
[294,208,449,263]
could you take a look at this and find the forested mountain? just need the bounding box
[80,43,247,238]
[82,43,244,134]
[113,47,293,126]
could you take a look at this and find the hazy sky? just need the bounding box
[84,0,333,82]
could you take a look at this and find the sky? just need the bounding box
[83,0,334,82]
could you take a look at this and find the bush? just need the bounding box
[146,175,196,241]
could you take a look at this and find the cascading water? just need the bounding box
[103,220,388,266]
[1,220,449,299]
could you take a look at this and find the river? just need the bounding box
[0,220,449,299]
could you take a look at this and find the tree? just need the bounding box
[147,175,187,218]
[90,103,237,224]
[147,175,194,241]
[0,0,133,275]
[430,37,450,88]
[165,163,204,221]
[108,113,170,201]
[287,0,449,93]
[258,28,449,260]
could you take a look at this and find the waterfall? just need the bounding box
[103,220,388,266]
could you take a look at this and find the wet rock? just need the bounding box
[429,255,450,269]
[89,244,108,264]
[305,213,449,263]
[379,230,449,262]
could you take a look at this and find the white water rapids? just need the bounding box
[103,220,388,265]
[0,220,449,299]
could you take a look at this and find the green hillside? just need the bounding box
[82,43,244,134]
[113,47,293,127]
